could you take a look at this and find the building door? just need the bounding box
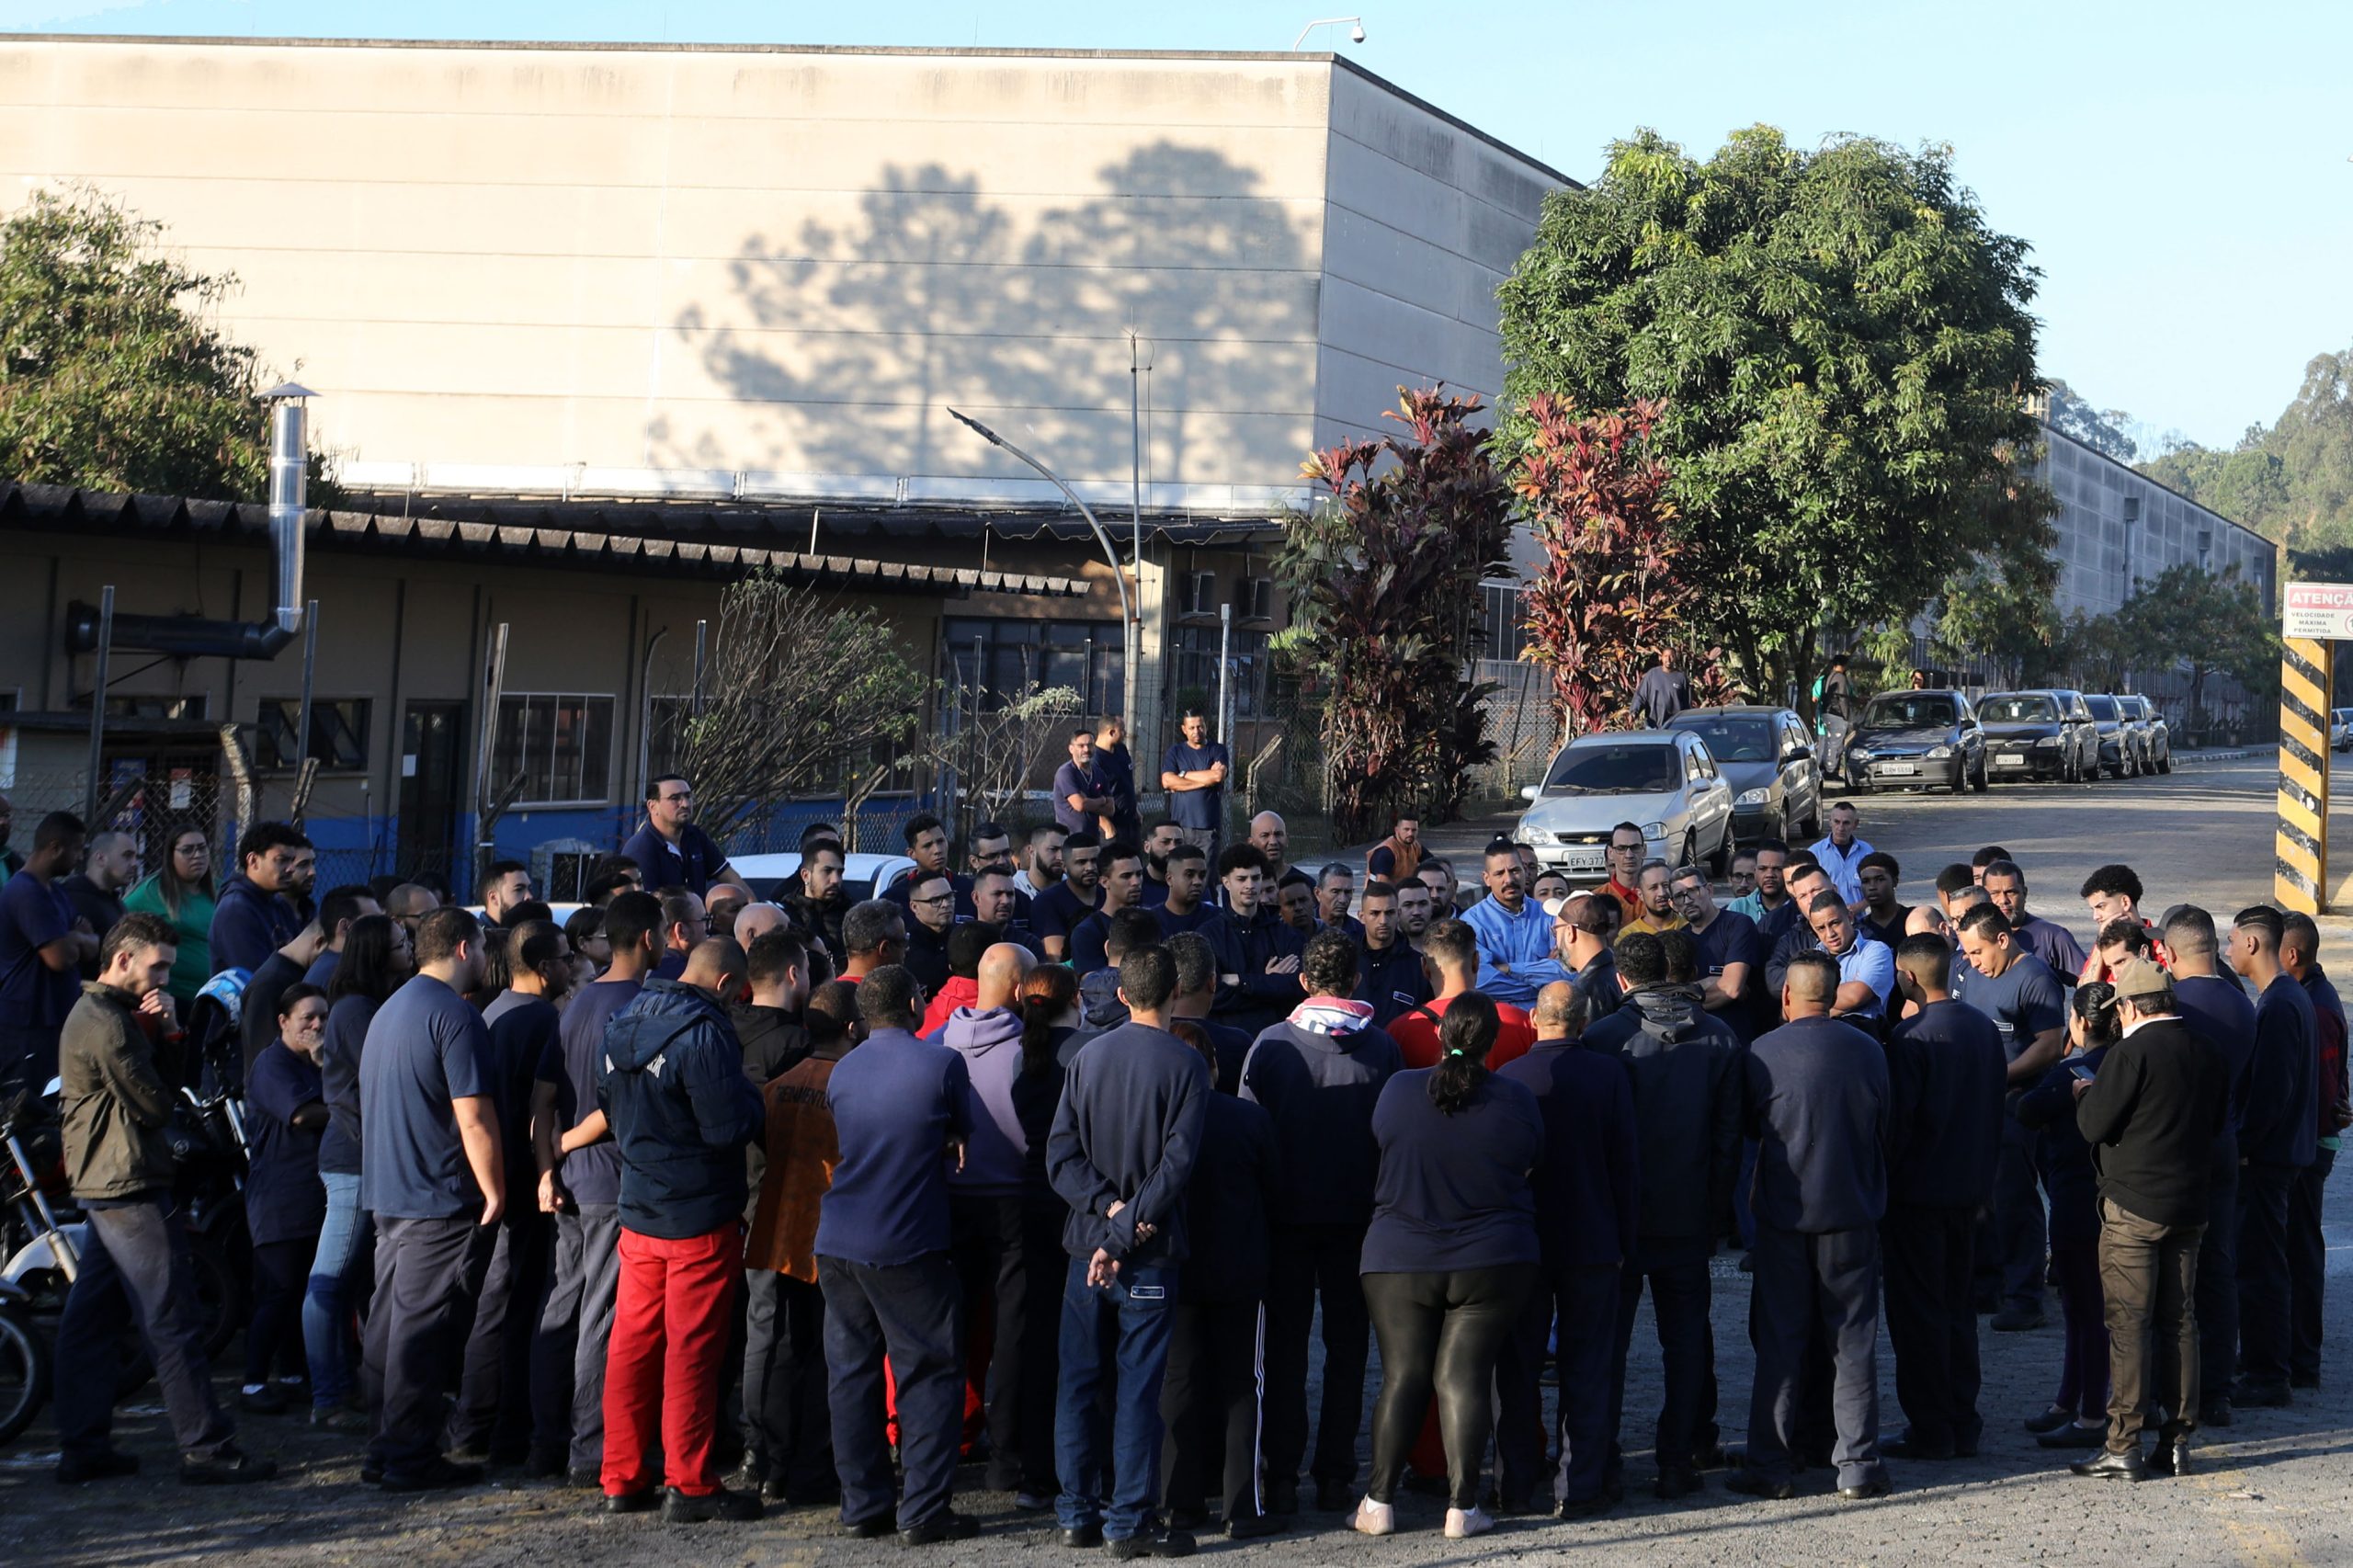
[398,700,464,883]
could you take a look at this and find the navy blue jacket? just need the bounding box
[1205,905,1308,1032]
[1240,1013,1404,1229]
[1356,938,1433,1029]
[1497,1040,1640,1268]
[1745,1014,1890,1233]
[1581,990,1742,1252]
[2017,1044,2109,1210]
[1885,998,2007,1209]
[2245,972,2319,1169]
[1179,1093,1280,1302]
[818,1028,972,1267]
[2174,972,2257,1167]
[597,979,766,1240]
[1049,1021,1211,1266]
[208,873,301,977]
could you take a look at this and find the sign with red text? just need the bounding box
[2282,582,2353,640]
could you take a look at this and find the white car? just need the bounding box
[732,850,918,904]
[2333,709,2352,752]
[1514,730,1736,880]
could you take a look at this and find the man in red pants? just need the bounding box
[593,937,767,1521]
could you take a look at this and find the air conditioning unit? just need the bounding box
[1185,571,1219,616]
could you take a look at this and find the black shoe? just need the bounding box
[726,1460,767,1494]
[1058,1524,1104,1549]
[2023,1405,2075,1436]
[1264,1478,1299,1517]
[444,1444,494,1467]
[1654,1469,1700,1500]
[2069,1449,2148,1483]
[238,1384,290,1415]
[900,1510,980,1546]
[381,1457,483,1492]
[1991,1306,2047,1333]
[361,1461,383,1485]
[664,1486,762,1523]
[2036,1423,2108,1449]
[2290,1371,2320,1390]
[1689,1441,1729,1471]
[1313,1478,1354,1511]
[1881,1436,1953,1461]
[1724,1471,1795,1500]
[603,1488,659,1514]
[564,1464,601,1489]
[55,1449,140,1485]
[1225,1514,1282,1541]
[2200,1401,2234,1428]
[180,1447,278,1486]
[2234,1381,2292,1409]
[1107,1527,1195,1560]
[520,1447,569,1479]
[2149,1440,2191,1477]
[1737,1252,1755,1274]
[1836,1474,1892,1500]
[311,1403,371,1433]
[1166,1506,1208,1530]
[1556,1492,1616,1518]
[844,1514,897,1540]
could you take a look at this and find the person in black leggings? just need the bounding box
[2015,983,2116,1448]
[242,983,333,1414]
[1353,993,1542,1541]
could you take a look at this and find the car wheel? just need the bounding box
[2158,749,2173,775]
[1679,830,1699,871]
[1706,822,1731,877]
[1970,753,1989,792]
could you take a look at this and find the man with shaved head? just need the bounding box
[1248,812,1292,891]
[596,936,767,1521]
[704,883,754,941]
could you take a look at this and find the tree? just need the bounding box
[1276,387,1512,840]
[678,575,929,847]
[1505,395,1732,733]
[2043,377,2138,463]
[2140,343,2353,548]
[0,187,333,501]
[1497,126,2052,715]
[914,681,1083,848]
[2111,563,2278,730]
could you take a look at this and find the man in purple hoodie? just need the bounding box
[930,941,1051,1498]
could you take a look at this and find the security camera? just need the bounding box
[1350,22,1366,41]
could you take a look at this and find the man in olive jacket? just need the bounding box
[52,914,273,1486]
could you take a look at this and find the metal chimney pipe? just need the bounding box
[266,388,311,642]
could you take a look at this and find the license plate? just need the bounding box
[1997,753,2026,766]
[1563,848,1606,872]
[1880,762,1917,776]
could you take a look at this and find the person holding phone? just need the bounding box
[2014,983,2120,1449]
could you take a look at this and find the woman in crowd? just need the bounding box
[2015,980,2118,1449]
[997,960,1079,1508]
[302,912,412,1428]
[563,906,608,996]
[122,823,217,1005]
[1354,993,1544,1541]
[242,983,331,1414]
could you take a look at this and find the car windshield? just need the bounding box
[2086,695,2119,720]
[1668,716,1776,762]
[1860,694,1958,729]
[1543,743,1683,794]
[1980,694,2058,723]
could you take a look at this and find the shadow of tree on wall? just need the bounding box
[646,142,1317,491]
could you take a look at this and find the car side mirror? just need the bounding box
[1520,785,1540,802]
[1785,745,1812,763]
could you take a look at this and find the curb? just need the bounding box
[2176,744,2276,766]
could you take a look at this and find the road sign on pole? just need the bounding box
[2283,582,2353,641]
[2275,632,2334,915]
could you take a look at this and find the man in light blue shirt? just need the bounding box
[1462,842,1572,1007]
[1809,802,1875,906]
[1804,890,1893,1021]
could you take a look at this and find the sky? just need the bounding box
[7,0,2349,454]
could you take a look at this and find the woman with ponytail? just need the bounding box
[2015,980,2120,1449]
[1352,992,1544,1541]
[998,962,1079,1506]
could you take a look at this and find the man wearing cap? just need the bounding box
[2069,958,2228,1482]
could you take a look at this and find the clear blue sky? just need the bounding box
[9,0,2348,453]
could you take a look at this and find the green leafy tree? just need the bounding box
[2043,377,2138,462]
[2110,562,2278,730]
[1497,126,2052,714]
[2140,344,2353,548]
[0,187,330,501]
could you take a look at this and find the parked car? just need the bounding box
[1516,730,1735,880]
[2118,694,2173,774]
[2333,708,2352,752]
[2082,694,2140,778]
[1977,689,2100,784]
[1666,705,1822,844]
[1843,689,1988,794]
[733,850,917,905]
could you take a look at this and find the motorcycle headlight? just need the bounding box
[1734,788,1771,806]
[1927,744,1953,760]
[2035,736,2062,748]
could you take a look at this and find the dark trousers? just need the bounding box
[244,1236,312,1388]
[1497,1260,1618,1506]
[2236,1164,2296,1390]
[1881,1203,1982,1452]
[54,1197,235,1462]
[1159,1296,1267,1525]
[2049,1188,2109,1420]
[950,1191,1052,1492]
[1262,1221,1370,1488]
[1605,1247,1714,1490]
[1055,1257,1180,1541]
[2193,1158,2240,1413]
[1992,1123,2046,1312]
[448,1210,548,1456]
[2097,1198,2200,1453]
[367,1213,496,1477]
[530,1201,620,1469]
[1746,1224,1881,1492]
[742,1269,835,1496]
[2290,1148,2334,1382]
[818,1251,963,1532]
[1362,1264,1535,1509]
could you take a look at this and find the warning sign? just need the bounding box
[2282,582,2353,640]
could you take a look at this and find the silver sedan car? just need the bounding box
[1514,730,1736,881]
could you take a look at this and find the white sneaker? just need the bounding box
[1352,1497,1395,1537]
[1444,1506,1495,1540]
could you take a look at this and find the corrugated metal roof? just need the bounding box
[1,483,1097,598]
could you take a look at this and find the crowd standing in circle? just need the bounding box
[2,759,2346,1552]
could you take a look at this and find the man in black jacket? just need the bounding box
[2227,905,2318,1408]
[777,839,850,971]
[1206,845,1307,1035]
[1352,880,1431,1028]
[1048,945,1211,1559]
[1881,936,2008,1460]
[729,928,813,1495]
[2071,958,2229,1480]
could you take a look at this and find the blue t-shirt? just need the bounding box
[1692,909,1764,1039]
[1951,950,2068,1064]
[817,1027,973,1267]
[1051,759,1108,834]
[0,871,78,1071]
[483,991,563,1191]
[621,822,726,898]
[552,979,641,1207]
[244,1041,327,1245]
[1160,741,1230,831]
[1154,902,1220,940]
[317,993,380,1176]
[358,973,494,1221]
[1359,1069,1544,1275]
[1032,880,1098,946]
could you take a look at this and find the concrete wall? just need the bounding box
[2041,429,2277,619]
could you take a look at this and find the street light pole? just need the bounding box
[948,407,1140,727]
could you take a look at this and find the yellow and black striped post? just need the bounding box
[2275,636,2334,914]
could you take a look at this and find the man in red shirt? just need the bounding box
[1598,823,1647,929]
[2077,864,2170,983]
[1388,916,1536,1070]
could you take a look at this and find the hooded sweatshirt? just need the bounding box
[1581,987,1743,1252]
[919,973,980,1038]
[597,977,766,1239]
[1239,996,1404,1228]
[936,1005,1029,1198]
[208,872,301,977]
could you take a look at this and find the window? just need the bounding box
[942,619,1124,714]
[493,693,615,804]
[1167,623,1270,718]
[99,694,206,721]
[1480,583,1528,664]
[257,698,370,771]
[1541,743,1682,794]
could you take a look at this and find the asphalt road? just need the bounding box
[5,751,2350,1565]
